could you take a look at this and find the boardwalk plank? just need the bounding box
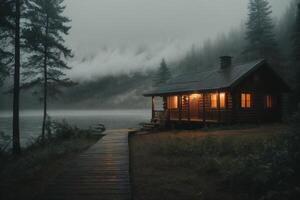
[39,130,131,200]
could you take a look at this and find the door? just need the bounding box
[189,94,201,120]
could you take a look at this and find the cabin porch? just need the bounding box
[151,92,233,125]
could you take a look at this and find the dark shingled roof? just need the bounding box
[144,59,267,96]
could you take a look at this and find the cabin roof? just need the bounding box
[144,59,288,96]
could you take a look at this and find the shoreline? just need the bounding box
[0,135,102,200]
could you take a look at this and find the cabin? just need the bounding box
[144,56,290,126]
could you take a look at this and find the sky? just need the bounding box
[64,0,293,80]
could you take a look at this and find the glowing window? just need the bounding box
[168,96,178,109]
[241,93,251,108]
[220,93,226,109]
[190,94,201,100]
[210,93,217,108]
[266,95,273,108]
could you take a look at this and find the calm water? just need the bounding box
[0,109,151,147]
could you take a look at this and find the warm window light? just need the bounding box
[182,95,189,102]
[266,95,272,108]
[241,93,251,108]
[190,94,201,99]
[220,93,226,108]
[168,96,178,109]
[241,93,246,108]
[211,93,217,108]
[246,94,251,108]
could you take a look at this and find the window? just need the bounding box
[190,93,201,100]
[210,93,226,109]
[241,93,251,108]
[168,96,178,109]
[210,93,217,108]
[266,95,273,109]
[220,93,226,109]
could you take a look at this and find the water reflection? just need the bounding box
[0,109,150,146]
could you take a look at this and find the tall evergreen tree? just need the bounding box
[12,0,21,154]
[292,3,300,64]
[23,0,73,141]
[154,58,171,86]
[292,3,300,102]
[0,0,14,87]
[245,0,277,60]
[1,0,28,154]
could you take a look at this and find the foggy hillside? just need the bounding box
[0,0,296,110]
[0,71,154,110]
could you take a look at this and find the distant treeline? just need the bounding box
[173,0,298,81]
[1,0,299,111]
[0,71,154,110]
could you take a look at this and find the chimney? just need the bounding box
[220,56,232,69]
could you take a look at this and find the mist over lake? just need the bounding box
[0,109,150,147]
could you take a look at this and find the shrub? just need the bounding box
[219,110,300,200]
[26,119,102,150]
[0,131,11,156]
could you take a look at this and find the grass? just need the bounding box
[0,122,103,200]
[130,124,300,200]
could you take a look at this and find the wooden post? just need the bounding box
[218,92,221,123]
[226,92,229,124]
[187,95,190,121]
[198,94,201,120]
[179,95,182,121]
[168,96,171,121]
[152,96,155,122]
[163,96,169,121]
[203,93,206,124]
[231,91,235,124]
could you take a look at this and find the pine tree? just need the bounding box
[1,0,26,154]
[13,0,21,154]
[292,3,300,102]
[154,58,171,86]
[23,0,74,141]
[245,0,277,60]
[293,3,300,63]
[0,0,14,86]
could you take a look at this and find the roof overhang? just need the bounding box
[143,87,231,97]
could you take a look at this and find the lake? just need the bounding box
[0,109,151,147]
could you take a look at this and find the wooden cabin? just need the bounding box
[144,57,290,126]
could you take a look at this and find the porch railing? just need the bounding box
[152,110,167,123]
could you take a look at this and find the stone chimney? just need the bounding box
[220,56,232,69]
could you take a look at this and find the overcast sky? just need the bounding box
[64,0,292,80]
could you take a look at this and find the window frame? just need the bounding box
[219,92,226,109]
[168,96,178,109]
[265,95,273,109]
[210,92,226,109]
[210,93,218,109]
[241,92,251,109]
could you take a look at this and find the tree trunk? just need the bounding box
[12,0,21,154]
[41,13,49,142]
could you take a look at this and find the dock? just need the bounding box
[40,130,131,200]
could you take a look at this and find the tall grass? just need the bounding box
[0,120,103,200]
[140,122,300,199]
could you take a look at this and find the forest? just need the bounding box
[1,0,299,112]
[0,1,300,200]
[1,0,300,150]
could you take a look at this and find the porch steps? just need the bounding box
[140,122,159,131]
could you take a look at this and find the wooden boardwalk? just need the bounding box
[40,130,131,200]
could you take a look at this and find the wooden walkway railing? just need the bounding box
[40,130,131,200]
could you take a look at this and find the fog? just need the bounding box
[64,0,292,80]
